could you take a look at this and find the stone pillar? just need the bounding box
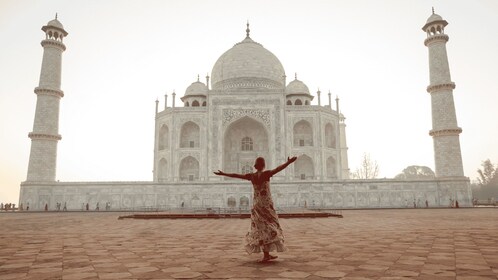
[316,89,321,106]
[423,12,464,177]
[164,94,168,109]
[172,92,176,108]
[26,17,68,182]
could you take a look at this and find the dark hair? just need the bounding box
[254,157,265,171]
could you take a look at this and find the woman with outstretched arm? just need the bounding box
[214,156,297,262]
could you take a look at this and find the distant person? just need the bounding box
[86,203,89,211]
[96,202,99,211]
[455,200,459,208]
[425,200,429,208]
[44,203,48,211]
[214,156,297,262]
[63,202,67,211]
[26,202,29,211]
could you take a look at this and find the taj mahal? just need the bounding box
[20,12,473,210]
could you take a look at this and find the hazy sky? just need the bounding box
[1,0,497,203]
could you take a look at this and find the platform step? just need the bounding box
[118,212,342,220]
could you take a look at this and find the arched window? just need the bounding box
[202,101,207,106]
[192,100,200,107]
[242,164,252,174]
[241,136,253,151]
[286,100,292,105]
[185,101,189,107]
[295,99,303,105]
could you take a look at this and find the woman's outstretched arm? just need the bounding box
[214,170,251,180]
[270,156,298,176]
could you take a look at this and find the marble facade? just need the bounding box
[20,14,473,210]
[20,178,472,210]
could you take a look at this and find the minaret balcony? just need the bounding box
[41,39,66,51]
[34,87,64,98]
[429,128,462,137]
[424,34,449,46]
[426,82,455,93]
[28,132,62,141]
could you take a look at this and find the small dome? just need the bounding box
[47,18,64,29]
[185,81,208,96]
[422,12,448,31]
[286,78,310,95]
[42,17,68,36]
[426,13,443,24]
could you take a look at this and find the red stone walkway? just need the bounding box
[0,208,497,279]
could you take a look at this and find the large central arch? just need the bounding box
[223,116,269,175]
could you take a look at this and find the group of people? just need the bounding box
[0,203,16,211]
[55,202,68,211]
[81,202,112,211]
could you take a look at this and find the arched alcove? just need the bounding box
[293,120,313,146]
[286,100,292,105]
[240,196,249,207]
[180,121,200,148]
[325,123,336,148]
[295,155,314,180]
[326,156,336,179]
[158,158,168,181]
[227,196,236,208]
[223,116,269,175]
[158,125,169,150]
[179,156,199,181]
[192,100,200,107]
[295,99,302,105]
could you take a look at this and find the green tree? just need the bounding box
[395,165,435,179]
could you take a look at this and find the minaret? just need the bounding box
[26,16,68,182]
[422,10,464,177]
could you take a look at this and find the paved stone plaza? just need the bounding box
[0,209,497,279]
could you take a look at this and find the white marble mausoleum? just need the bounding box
[20,13,473,210]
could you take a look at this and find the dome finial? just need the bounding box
[295,73,297,80]
[197,74,200,82]
[246,20,250,38]
[55,13,58,20]
[432,7,435,14]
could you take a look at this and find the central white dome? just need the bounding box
[211,36,285,91]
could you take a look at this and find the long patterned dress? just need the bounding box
[244,170,287,254]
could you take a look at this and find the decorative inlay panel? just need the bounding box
[222,109,270,128]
